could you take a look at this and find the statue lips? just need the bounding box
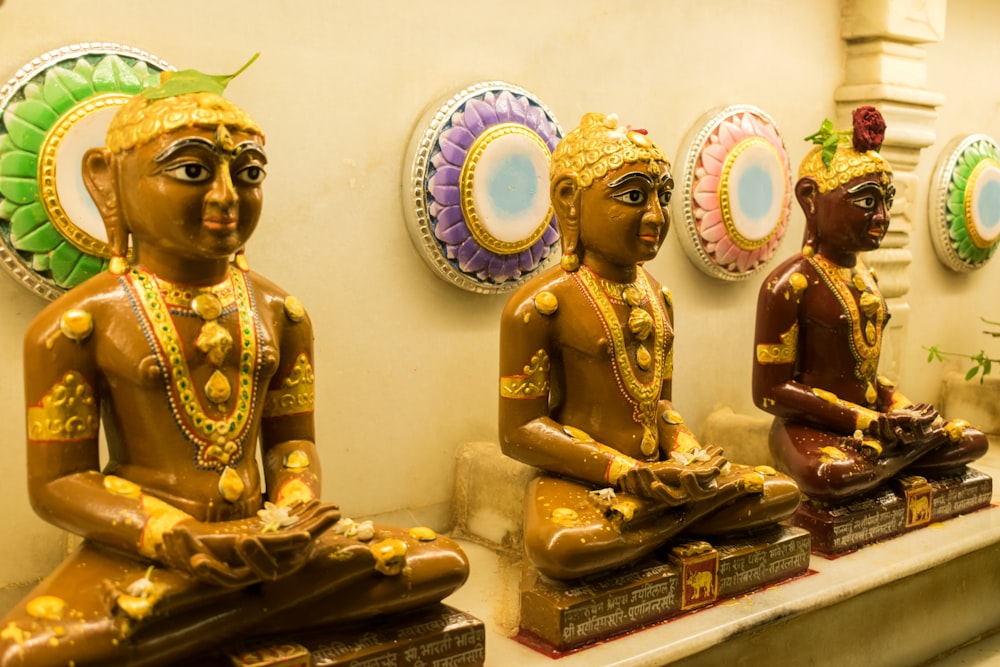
[203,215,238,233]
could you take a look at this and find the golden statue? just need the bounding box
[0,64,468,666]
[499,112,800,580]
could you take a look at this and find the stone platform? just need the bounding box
[517,525,810,652]
[791,467,992,556]
[222,604,485,667]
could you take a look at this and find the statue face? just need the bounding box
[813,172,894,254]
[577,161,672,269]
[116,124,267,264]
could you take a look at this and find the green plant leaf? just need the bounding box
[965,365,980,381]
[140,53,259,101]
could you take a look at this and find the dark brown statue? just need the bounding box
[499,112,800,581]
[752,107,988,502]
[0,69,468,667]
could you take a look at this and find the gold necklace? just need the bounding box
[576,266,666,457]
[124,266,262,477]
[809,254,885,404]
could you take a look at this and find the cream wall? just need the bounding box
[0,0,996,591]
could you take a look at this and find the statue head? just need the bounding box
[82,60,266,274]
[549,112,673,273]
[795,107,895,257]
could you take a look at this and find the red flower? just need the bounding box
[852,106,886,152]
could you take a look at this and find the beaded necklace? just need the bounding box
[808,254,885,404]
[575,265,666,458]
[123,266,262,474]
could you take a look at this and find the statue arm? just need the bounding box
[752,267,873,435]
[23,305,195,560]
[259,295,325,509]
[498,290,634,487]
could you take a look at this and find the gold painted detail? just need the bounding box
[755,465,777,476]
[798,138,891,194]
[789,272,808,294]
[855,406,878,432]
[276,478,315,507]
[263,353,316,418]
[26,596,67,621]
[500,349,550,399]
[564,425,594,442]
[369,538,408,576]
[283,449,311,470]
[756,322,799,365]
[59,309,94,341]
[0,622,25,646]
[606,455,636,486]
[549,507,579,526]
[808,255,884,398]
[945,419,971,443]
[104,475,142,499]
[550,112,670,189]
[125,267,261,473]
[662,410,684,425]
[576,266,667,458]
[459,123,554,254]
[138,495,192,559]
[813,388,839,404]
[409,526,437,542]
[218,467,245,503]
[284,295,305,323]
[27,371,99,442]
[534,291,558,315]
[819,446,848,462]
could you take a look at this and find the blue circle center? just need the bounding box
[737,165,773,220]
[975,178,1000,230]
[488,154,538,219]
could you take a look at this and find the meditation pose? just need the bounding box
[0,69,468,666]
[752,107,988,502]
[499,113,800,581]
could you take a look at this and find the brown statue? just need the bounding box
[499,113,800,581]
[0,67,468,667]
[752,106,988,502]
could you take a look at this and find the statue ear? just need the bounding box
[551,174,580,257]
[82,148,127,256]
[795,177,818,217]
[795,177,819,250]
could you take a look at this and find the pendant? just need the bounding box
[864,320,877,346]
[218,466,245,503]
[622,286,643,307]
[640,427,658,457]
[636,344,652,370]
[191,292,223,320]
[852,273,867,292]
[205,369,232,404]
[865,381,878,405]
[196,321,233,367]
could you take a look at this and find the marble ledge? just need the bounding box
[443,447,1000,666]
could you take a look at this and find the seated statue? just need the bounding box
[498,112,800,581]
[0,66,468,667]
[752,106,988,502]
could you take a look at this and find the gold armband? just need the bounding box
[263,353,315,418]
[756,323,799,365]
[499,349,550,399]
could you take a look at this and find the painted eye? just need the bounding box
[235,165,266,185]
[613,190,646,205]
[853,196,876,210]
[166,163,211,183]
[658,189,672,207]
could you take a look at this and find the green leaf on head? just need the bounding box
[139,53,260,101]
